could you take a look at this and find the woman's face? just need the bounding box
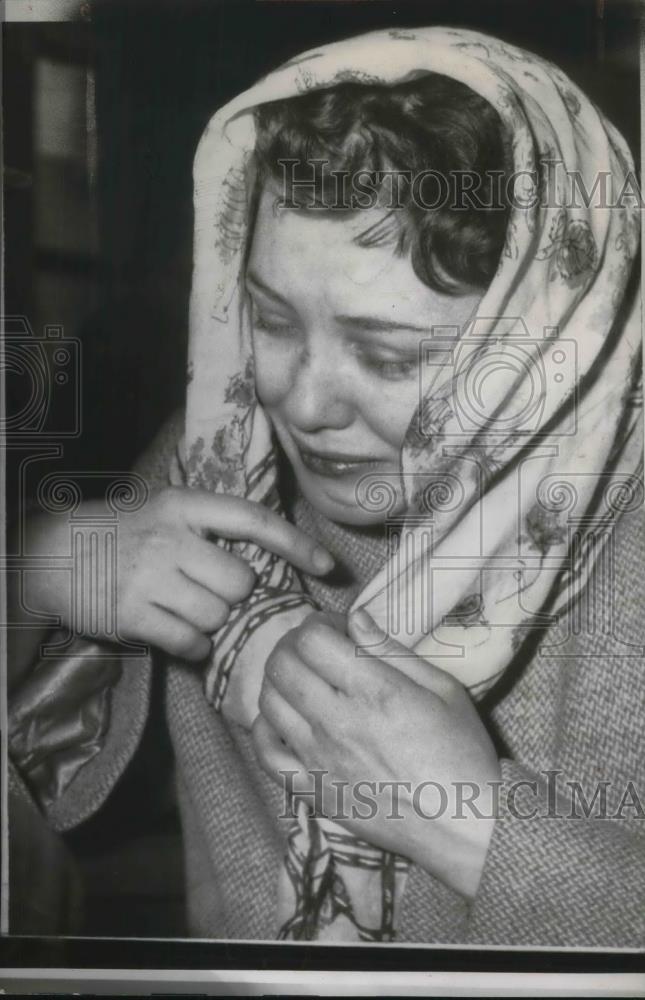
[247,186,483,526]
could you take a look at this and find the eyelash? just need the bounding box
[363,357,419,381]
[252,315,295,337]
[252,314,419,381]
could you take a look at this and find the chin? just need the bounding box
[296,474,401,528]
[313,497,391,527]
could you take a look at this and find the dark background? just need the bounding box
[3,0,642,939]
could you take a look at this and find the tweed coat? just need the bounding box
[9,410,645,946]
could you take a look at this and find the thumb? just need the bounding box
[347,606,409,656]
[348,607,454,692]
[303,609,347,633]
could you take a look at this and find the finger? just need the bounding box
[291,617,360,694]
[303,609,347,633]
[154,571,230,633]
[265,641,339,721]
[252,713,304,785]
[179,533,256,605]
[258,677,313,759]
[252,716,323,811]
[135,605,212,662]
[291,614,411,698]
[348,607,459,700]
[182,491,335,577]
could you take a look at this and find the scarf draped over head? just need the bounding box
[169,27,643,941]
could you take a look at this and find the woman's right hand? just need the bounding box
[23,486,334,662]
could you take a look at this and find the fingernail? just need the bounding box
[312,546,334,573]
[350,607,384,638]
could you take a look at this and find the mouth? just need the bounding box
[296,446,382,479]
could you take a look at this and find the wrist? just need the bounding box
[25,512,73,618]
[431,812,497,901]
[406,763,501,900]
[21,504,112,629]
[7,512,71,691]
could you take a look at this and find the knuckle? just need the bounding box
[137,526,170,563]
[371,673,398,709]
[436,671,459,701]
[274,626,299,656]
[127,607,155,643]
[265,643,282,675]
[296,619,326,654]
[257,743,274,777]
[343,673,360,698]
[250,502,271,532]
[265,650,286,687]
[258,680,274,718]
[117,614,142,644]
[234,563,256,599]
[172,621,210,661]
[251,721,269,766]
[251,713,263,740]
[293,629,312,658]
[211,599,231,630]
[185,637,211,662]
[309,717,329,745]
[264,657,278,686]
[250,720,260,754]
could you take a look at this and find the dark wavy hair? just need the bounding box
[253,74,512,294]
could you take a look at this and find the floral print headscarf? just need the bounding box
[170,27,643,940]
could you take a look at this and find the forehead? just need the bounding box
[247,184,418,293]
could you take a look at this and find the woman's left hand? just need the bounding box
[253,609,501,901]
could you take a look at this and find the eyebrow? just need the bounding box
[246,271,430,335]
[246,271,291,307]
[336,314,430,335]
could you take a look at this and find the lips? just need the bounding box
[297,446,382,479]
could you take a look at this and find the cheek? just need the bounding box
[252,339,292,409]
[357,377,420,452]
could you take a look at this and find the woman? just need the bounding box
[9,26,645,945]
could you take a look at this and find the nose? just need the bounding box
[283,343,354,433]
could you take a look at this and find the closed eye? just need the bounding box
[252,313,298,337]
[362,356,419,381]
